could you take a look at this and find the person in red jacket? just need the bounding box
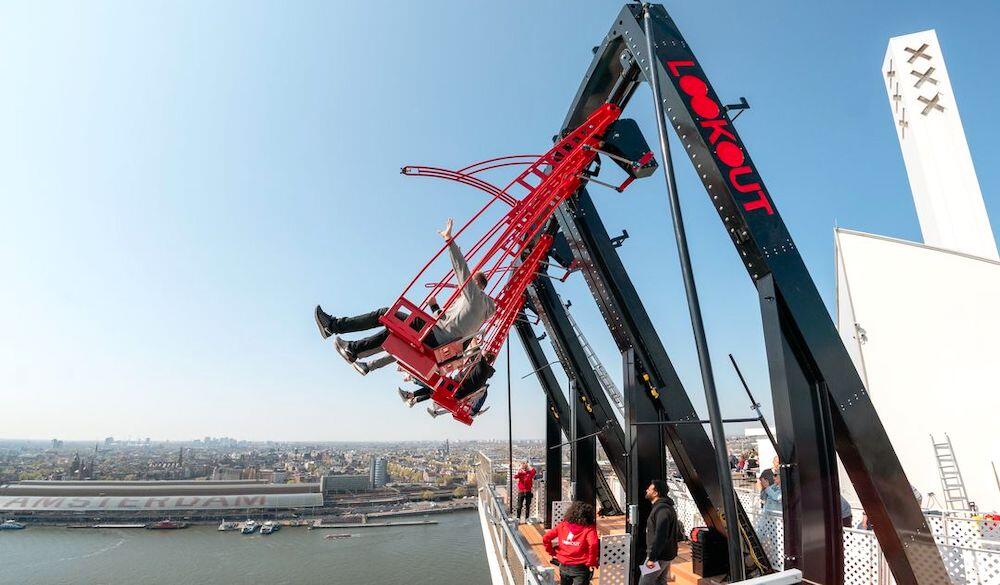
[542,501,600,585]
[514,461,536,522]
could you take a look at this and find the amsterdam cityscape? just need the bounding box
[0,438,541,524]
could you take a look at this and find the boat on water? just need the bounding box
[241,520,258,534]
[145,519,188,530]
[218,520,239,532]
[0,520,25,530]
[324,533,353,540]
[260,521,280,535]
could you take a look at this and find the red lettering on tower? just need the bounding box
[666,60,695,76]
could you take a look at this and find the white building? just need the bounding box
[835,30,1000,513]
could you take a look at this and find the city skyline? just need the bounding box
[3,1,999,442]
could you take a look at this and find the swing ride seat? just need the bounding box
[377,102,653,424]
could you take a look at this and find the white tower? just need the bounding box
[883,30,999,260]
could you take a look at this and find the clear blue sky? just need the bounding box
[2,1,998,442]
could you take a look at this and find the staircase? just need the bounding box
[931,434,971,511]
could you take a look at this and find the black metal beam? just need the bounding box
[569,378,598,508]
[524,276,629,509]
[623,348,667,585]
[545,396,562,529]
[554,190,770,560]
[514,313,621,516]
[556,4,946,582]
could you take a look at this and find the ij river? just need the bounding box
[0,510,491,585]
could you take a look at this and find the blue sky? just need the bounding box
[2,1,998,442]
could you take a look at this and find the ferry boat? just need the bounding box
[145,519,188,530]
[0,520,25,530]
[218,520,239,532]
[240,520,258,534]
[259,521,280,535]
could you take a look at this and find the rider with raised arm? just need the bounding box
[314,218,496,373]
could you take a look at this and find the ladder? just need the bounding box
[931,434,971,511]
[563,300,625,415]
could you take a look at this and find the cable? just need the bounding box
[507,339,513,514]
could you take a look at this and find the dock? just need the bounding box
[310,519,437,529]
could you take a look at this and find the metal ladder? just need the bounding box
[931,434,971,511]
[563,300,625,415]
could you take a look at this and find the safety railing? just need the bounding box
[475,453,556,585]
[667,479,1000,584]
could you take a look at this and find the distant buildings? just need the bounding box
[370,457,388,488]
[320,474,371,493]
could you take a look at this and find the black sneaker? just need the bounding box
[397,387,414,403]
[315,305,335,339]
[333,336,357,363]
[352,360,370,376]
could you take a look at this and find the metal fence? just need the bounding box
[475,453,556,585]
[667,480,1000,584]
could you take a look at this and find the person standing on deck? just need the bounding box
[542,501,600,585]
[639,479,680,585]
[757,456,780,507]
[514,461,537,522]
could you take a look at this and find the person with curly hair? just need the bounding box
[542,500,600,585]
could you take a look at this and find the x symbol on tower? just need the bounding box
[918,93,945,115]
[905,43,932,64]
[898,108,908,139]
[892,83,902,113]
[910,66,938,88]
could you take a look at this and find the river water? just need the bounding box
[0,510,491,585]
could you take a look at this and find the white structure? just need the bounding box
[745,428,776,470]
[836,229,1000,513]
[882,30,998,261]
[833,31,1000,514]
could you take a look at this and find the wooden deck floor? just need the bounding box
[518,517,697,585]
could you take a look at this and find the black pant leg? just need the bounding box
[524,492,533,519]
[346,328,389,355]
[334,307,389,334]
[559,565,591,585]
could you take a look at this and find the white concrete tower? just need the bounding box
[883,30,999,260]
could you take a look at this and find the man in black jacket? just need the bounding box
[397,351,496,415]
[640,479,680,585]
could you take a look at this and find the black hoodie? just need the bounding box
[645,496,680,562]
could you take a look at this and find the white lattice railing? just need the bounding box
[666,480,1000,584]
[475,453,556,585]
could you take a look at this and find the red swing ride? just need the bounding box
[377,102,655,424]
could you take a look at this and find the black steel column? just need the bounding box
[514,314,617,516]
[623,348,667,585]
[569,378,598,507]
[759,275,842,579]
[545,398,563,528]
[525,277,626,505]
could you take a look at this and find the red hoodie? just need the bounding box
[515,467,536,493]
[542,521,600,567]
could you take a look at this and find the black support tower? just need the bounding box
[539,4,947,583]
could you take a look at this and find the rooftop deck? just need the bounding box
[517,516,701,585]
